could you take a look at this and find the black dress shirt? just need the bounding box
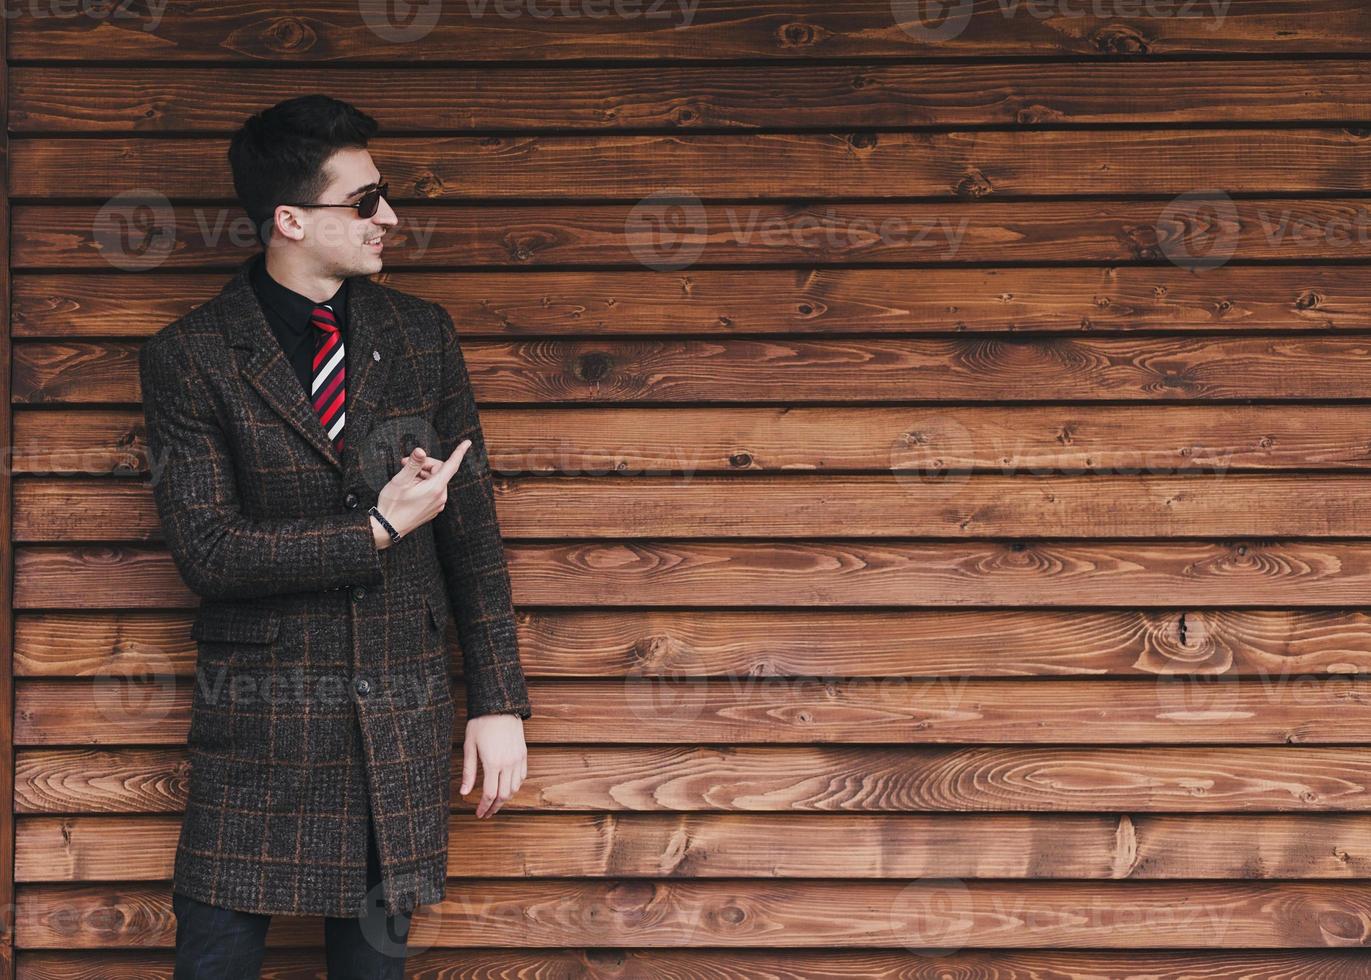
[249,251,349,399]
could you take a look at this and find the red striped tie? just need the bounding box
[310,303,346,454]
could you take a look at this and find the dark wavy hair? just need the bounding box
[228,94,379,242]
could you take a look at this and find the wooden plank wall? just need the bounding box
[8,1,1371,976]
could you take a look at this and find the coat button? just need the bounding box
[351,585,366,600]
[344,492,358,509]
[354,677,370,696]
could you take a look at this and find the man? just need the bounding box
[137,94,531,979]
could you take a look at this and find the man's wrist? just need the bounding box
[370,513,391,550]
[368,505,402,548]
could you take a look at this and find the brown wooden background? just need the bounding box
[6,1,1371,976]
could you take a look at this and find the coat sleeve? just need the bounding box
[138,330,384,601]
[429,304,532,720]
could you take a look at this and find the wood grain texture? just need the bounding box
[15,879,1371,948]
[14,199,1371,269]
[17,607,1371,680]
[19,335,1371,404]
[24,538,1371,608]
[14,949,1371,980]
[14,130,1371,200]
[18,745,1371,814]
[17,404,1371,478]
[13,61,1371,131]
[11,0,1371,964]
[16,266,1371,338]
[20,812,1371,881]
[13,675,1371,745]
[21,473,1371,541]
[9,0,1371,62]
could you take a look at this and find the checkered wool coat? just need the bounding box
[137,254,532,918]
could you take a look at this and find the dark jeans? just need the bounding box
[171,808,412,979]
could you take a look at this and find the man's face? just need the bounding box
[272,146,398,277]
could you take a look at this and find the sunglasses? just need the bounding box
[282,181,389,219]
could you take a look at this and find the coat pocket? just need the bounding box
[424,592,449,635]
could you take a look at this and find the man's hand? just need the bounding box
[371,440,471,548]
[460,713,527,818]
[407,446,444,480]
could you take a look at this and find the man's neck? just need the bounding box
[263,247,345,303]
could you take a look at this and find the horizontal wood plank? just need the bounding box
[10,1,1369,62]
[18,812,1371,881]
[17,745,1371,814]
[16,266,1371,338]
[20,473,1371,542]
[14,62,1371,132]
[16,949,1371,980]
[15,879,1371,948]
[19,335,1371,404]
[14,200,1371,269]
[20,539,1371,609]
[15,130,1371,200]
[17,404,1371,479]
[17,607,1371,681]
[13,676,1371,746]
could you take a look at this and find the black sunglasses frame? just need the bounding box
[281,181,389,219]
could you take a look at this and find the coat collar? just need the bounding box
[219,253,396,475]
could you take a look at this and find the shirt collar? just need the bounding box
[250,251,348,336]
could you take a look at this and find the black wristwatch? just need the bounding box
[368,505,402,543]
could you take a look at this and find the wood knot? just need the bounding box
[1092,25,1149,55]
[262,17,316,53]
[413,173,445,198]
[1016,105,1064,125]
[955,169,992,199]
[575,351,613,382]
[777,21,821,48]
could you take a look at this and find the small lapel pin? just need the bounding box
[372,349,381,361]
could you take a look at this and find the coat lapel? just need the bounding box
[220,254,396,476]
